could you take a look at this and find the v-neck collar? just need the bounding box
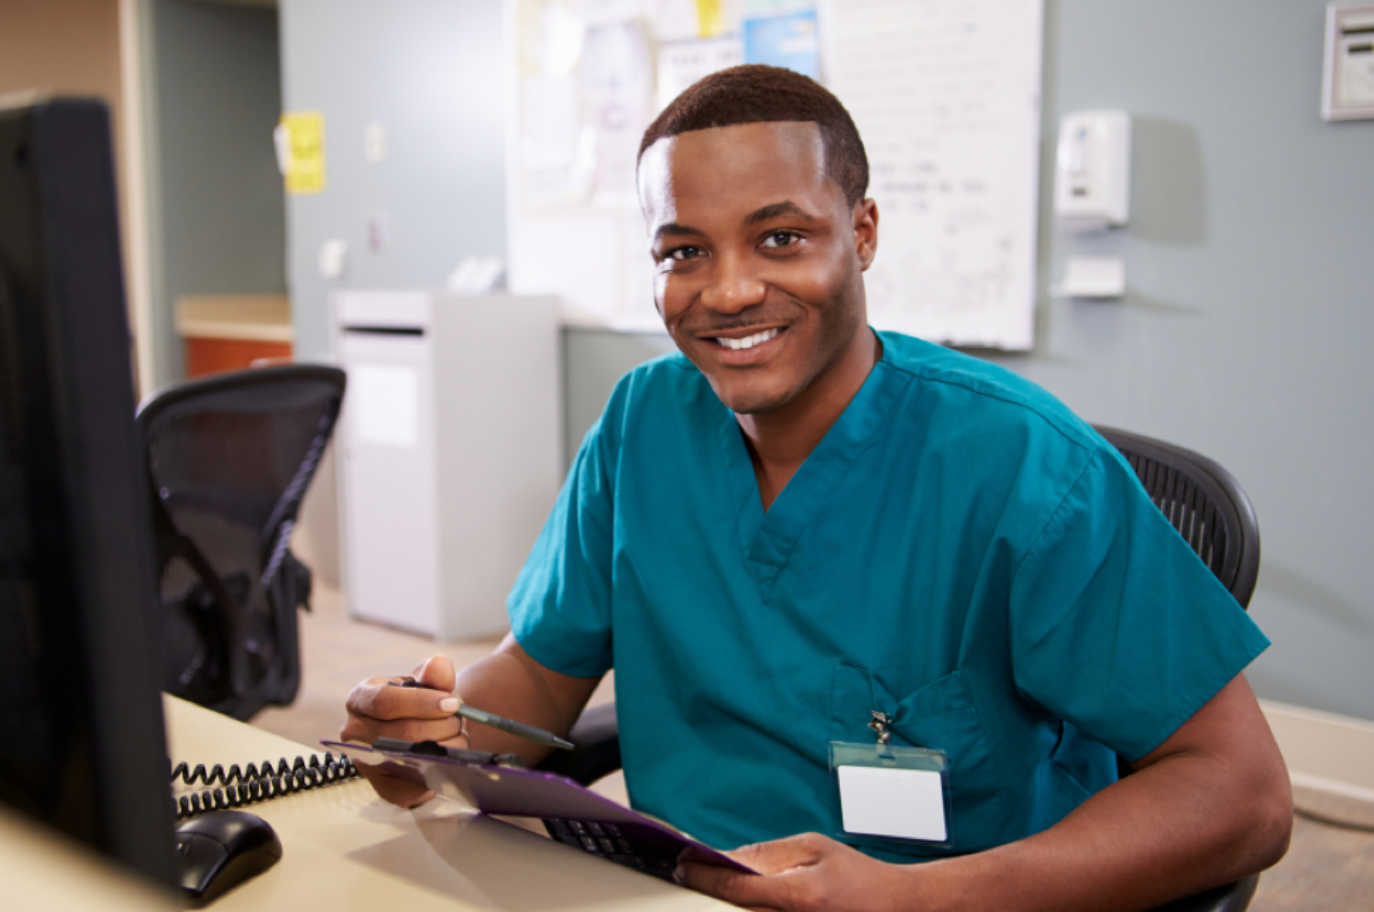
[715,340,905,603]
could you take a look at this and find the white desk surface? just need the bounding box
[0,804,179,912]
[164,695,735,910]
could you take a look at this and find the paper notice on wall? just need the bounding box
[648,0,702,40]
[741,0,812,16]
[582,20,654,205]
[657,37,744,111]
[743,8,820,79]
[522,74,596,207]
[695,0,728,36]
[573,0,646,24]
[352,363,419,449]
[280,112,325,194]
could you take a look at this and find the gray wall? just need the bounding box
[989,0,1374,722]
[278,0,507,363]
[146,0,286,386]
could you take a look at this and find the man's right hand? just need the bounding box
[342,654,465,808]
[343,636,602,808]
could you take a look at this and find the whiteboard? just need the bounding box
[506,0,1045,348]
[822,0,1044,350]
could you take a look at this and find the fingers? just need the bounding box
[727,834,826,876]
[675,862,790,911]
[412,654,457,692]
[347,668,460,725]
[339,710,463,746]
[341,659,463,750]
[675,834,848,912]
[352,761,435,809]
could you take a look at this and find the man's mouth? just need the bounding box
[714,328,780,351]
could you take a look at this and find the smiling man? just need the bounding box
[344,66,1290,911]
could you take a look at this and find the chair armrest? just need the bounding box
[533,701,621,787]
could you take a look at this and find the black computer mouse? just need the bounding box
[174,809,282,907]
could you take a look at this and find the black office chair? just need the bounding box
[1094,427,1260,609]
[538,426,1263,912]
[137,364,346,721]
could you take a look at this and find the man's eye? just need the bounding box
[668,246,703,261]
[760,231,798,249]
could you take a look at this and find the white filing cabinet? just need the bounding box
[332,291,561,639]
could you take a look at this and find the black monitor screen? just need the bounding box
[0,94,175,888]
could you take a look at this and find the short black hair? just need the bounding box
[638,64,869,206]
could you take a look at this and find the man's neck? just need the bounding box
[737,329,881,510]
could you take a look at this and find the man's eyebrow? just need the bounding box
[744,201,818,226]
[654,222,705,241]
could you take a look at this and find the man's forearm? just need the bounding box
[453,634,600,766]
[892,675,1291,912]
[901,746,1290,912]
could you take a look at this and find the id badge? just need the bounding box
[829,712,952,846]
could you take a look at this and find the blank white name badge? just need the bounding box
[830,741,951,845]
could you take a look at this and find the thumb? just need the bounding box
[413,654,456,692]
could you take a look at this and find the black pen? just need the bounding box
[391,679,575,751]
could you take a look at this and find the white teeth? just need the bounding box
[717,328,780,350]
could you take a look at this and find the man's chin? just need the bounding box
[709,380,798,417]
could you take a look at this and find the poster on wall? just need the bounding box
[508,0,1044,348]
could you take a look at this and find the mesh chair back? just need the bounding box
[137,365,345,720]
[1094,426,1261,608]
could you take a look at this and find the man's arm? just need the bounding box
[678,673,1292,912]
[341,634,601,807]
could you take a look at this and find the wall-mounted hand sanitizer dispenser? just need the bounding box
[1054,110,1131,232]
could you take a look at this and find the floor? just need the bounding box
[252,584,1374,910]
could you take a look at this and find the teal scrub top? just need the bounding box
[509,331,1269,861]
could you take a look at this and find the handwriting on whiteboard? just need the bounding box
[825,0,1043,349]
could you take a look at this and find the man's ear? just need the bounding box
[853,198,879,270]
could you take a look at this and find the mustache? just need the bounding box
[680,308,793,336]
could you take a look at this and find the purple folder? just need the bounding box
[323,740,754,879]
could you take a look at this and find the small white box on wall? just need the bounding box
[1053,110,1132,233]
[1322,2,1374,121]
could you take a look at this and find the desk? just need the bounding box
[1,698,733,909]
[0,804,179,911]
[164,695,733,910]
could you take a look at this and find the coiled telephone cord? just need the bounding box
[170,752,360,819]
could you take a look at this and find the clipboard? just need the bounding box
[323,740,755,880]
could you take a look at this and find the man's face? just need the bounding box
[638,121,878,416]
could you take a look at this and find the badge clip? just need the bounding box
[829,709,953,847]
[868,710,892,745]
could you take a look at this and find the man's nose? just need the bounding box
[701,253,766,314]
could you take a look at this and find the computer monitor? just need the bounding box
[0,94,176,887]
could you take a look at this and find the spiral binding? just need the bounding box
[170,751,360,819]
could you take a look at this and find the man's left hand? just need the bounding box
[676,833,909,912]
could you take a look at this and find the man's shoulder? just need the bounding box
[877,331,1099,453]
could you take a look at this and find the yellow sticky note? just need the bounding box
[281,111,325,194]
[696,0,724,37]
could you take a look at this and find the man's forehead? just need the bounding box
[637,121,831,219]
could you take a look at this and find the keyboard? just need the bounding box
[544,818,680,879]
